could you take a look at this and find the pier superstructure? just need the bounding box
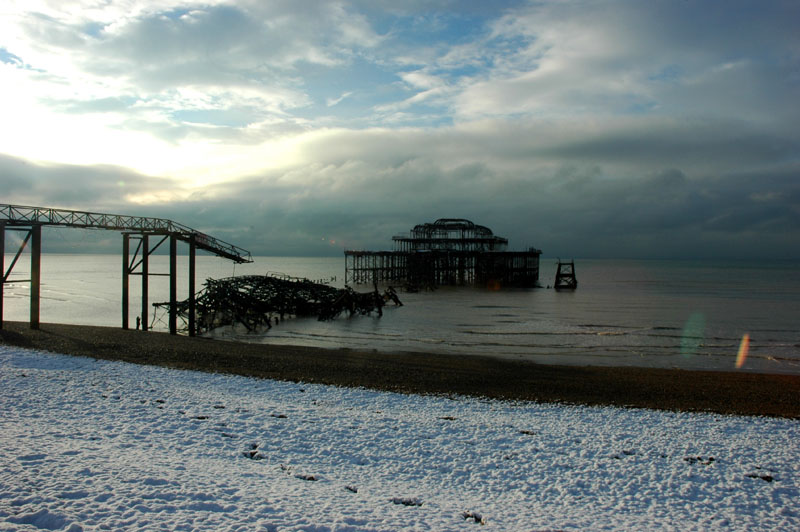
[1,204,251,335]
[345,218,541,288]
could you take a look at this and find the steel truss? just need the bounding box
[0,204,251,262]
[1,204,252,334]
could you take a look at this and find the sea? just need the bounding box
[2,254,799,375]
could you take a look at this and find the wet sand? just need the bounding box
[1,321,798,419]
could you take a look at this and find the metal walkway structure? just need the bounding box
[1,204,252,335]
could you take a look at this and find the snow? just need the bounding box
[1,346,798,531]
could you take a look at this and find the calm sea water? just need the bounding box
[3,254,799,374]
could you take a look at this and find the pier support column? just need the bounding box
[122,233,129,330]
[169,234,177,335]
[30,225,41,330]
[0,223,4,329]
[141,234,149,331]
[188,235,196,337]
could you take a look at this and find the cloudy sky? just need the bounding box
[1,0,798,258]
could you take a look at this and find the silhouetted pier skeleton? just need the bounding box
[345,218,542,288]
[154,274,402,335]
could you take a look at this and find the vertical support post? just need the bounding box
[122,233,129,330]
[169,234,177,335]
[30,225,41,329]
[0,222,4,330]
[141,234,149,331]
[188,234,196,337]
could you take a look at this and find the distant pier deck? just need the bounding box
[345,249,541,287]
[345,218,541,288]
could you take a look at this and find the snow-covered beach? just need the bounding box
[2,346,798,531]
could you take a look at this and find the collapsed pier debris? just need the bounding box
[345,218,542,289]
[154,274,401,335]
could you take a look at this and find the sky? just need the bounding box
[1,0,798,259]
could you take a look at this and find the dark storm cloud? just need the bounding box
[3,144,798,259]
[158,136,799,260]
[535,120,799,170]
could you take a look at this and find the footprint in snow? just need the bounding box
[243,449,265,460]
[391,497,422,507]
[17,454,47,462]
[684,456,715,465]
[746,472,775,482]
[243,443,265,460]
[613,450,636,459]
[463,510,486,525]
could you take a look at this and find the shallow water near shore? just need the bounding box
[3,254,799,374]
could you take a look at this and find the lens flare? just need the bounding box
[487,280,502,291]
[736,334,750,369]
[680,312,706,358]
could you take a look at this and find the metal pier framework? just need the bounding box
[1,204,252,335]
[345,218,541,288]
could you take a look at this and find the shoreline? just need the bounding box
[1,321,799,419]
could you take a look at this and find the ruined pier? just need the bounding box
[345,218,541,288]
[1,204,251,335]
